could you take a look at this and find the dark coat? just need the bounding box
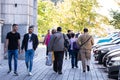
[21,33,39,51]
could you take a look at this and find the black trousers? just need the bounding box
[53,51,64,72]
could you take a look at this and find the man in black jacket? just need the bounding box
[21,25,39,76]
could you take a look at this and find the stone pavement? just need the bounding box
[0,45,115,80]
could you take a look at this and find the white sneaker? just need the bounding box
[28,72,32,76]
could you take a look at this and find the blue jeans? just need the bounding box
[70,50,78,67]
[8,49,18,72]
[25,49,34,72]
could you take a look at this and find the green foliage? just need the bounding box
[37,0,109,37]
[110,10,120,29]
[37,0,56,37]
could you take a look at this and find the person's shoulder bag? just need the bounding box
[63,34,69,49]
[80,36,92,48]
[77,36,92,61]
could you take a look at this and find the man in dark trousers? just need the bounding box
[21,25,39,76]
[64,30,72,59]
[4,24,20,76]
[49,27,69,74]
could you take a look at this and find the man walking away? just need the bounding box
[49,27,69,74]
[65,30,72,59]
[78,28,94,72]
[4,24,20,76]
[21,25,39,76]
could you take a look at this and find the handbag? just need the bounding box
[63,34,69,49]
[45,52,52,66]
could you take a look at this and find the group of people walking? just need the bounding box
[4,24,39,76]
[44,27,94,74]
[4,24,94,76]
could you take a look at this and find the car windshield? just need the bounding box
[106,33,118,38]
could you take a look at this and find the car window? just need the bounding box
[111,38,120,43]
[107,33,118,38]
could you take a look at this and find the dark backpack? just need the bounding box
[73,41,79,50]
[63,34,69,49]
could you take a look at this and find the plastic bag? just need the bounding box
[45,52,52,66]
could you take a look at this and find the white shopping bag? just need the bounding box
[45,52,52,66]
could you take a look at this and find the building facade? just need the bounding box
[0,0,38,60]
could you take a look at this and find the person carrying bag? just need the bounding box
[77,28,94,72]
[46,52,52,66]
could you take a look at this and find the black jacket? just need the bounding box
[21,33,39,51]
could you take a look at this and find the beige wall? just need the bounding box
[0,22,4,60]
[0,0,38,60]
[1,0,38,41]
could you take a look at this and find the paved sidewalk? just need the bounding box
[0,45,115,80]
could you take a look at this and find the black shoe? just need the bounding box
[72,66,74,68]
[53,69,57,73]
[83,70,86,72]
[65,57,67,60]
[14,72,18,76]
[54,70,57,73]
[58,72,62,74]
[87,65,90,71]
[7,70,11,74]
[75,66,78,68]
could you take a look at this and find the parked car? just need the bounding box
[96,33,118,44]
[93,38,120,55]
[93,44,120,64]
[118,70,120,80]
[96,32,119,44]
[102,49,120,67]
[93,37,120,49]
[107,56,120,79]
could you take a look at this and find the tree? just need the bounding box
[110,10,120,29]
[37,0,109,37]
[55,0,109,34]
[38,0,57,37]
[114,0,120,6]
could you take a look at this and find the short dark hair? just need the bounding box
[67,30,71,33]
[51,29,56,34]
[71,33,75,38]
[12,24,18,27]
[57,27,62,32]
[83,28,88,32]
[29,25,34,29]
[48,30,50,32]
